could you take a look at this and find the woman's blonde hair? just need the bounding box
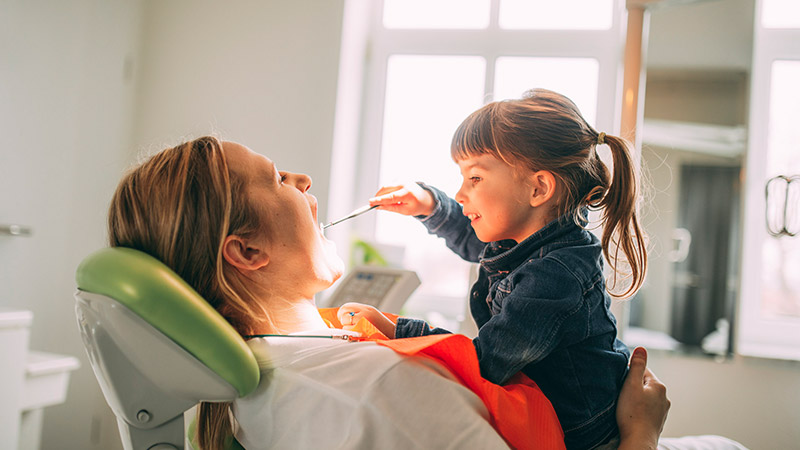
[108,136,261,449]
[451,88,647,298]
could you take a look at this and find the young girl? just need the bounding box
[338,88,647,449]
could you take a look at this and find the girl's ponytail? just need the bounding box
[594,133,647,298]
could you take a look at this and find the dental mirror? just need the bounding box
[322,205,378,230]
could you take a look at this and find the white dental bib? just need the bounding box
[232,332,510,450]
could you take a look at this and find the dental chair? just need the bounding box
[74,247,258,449]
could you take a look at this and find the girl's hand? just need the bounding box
[369,183,435,217]
[337,302,397,339]
[617,347,670,450]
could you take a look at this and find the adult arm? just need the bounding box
[617,347,670,450]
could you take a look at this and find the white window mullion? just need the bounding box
[352,45,389,241]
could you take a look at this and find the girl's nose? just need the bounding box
[454,184,466,204]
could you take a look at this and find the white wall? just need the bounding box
[133,0,345,224]
[651,350,800,449]
[1,0,346,448]
[0,1,143,448]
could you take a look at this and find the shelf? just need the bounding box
[642,119,747,158]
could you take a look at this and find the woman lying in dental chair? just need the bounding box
[107,136,736,450]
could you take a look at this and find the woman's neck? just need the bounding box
[252,295,330,335]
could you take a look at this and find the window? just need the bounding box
[761,0,800,28]
[493,57,600,123]
[382,0,490,29]
[327,0,625,330]
[738,0,800,360]
[498,0,614,30]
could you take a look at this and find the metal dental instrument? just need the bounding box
[322,205,378,230]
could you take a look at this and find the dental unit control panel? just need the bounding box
[327,266,421,314]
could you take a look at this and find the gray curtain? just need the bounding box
[670,164,741,348]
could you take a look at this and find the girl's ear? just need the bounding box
[529,170,557,207]
[222,235,270,271]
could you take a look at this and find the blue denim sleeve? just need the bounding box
[415,183,485,263]
[473,259,589,385]
[395,317,453,338]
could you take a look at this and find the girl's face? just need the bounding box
[454,154,540,243]
[223,142,343,295]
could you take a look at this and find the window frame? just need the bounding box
[737,0,800,360]
[325,0,628,319]
[353,0,626,235]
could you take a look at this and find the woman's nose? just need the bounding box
[291,173,312,192]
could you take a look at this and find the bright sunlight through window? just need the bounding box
[382,0,490,29]
[376,55,486,300]
[498,0,613,30]
[761,0,800,29]
[493,57,600,125]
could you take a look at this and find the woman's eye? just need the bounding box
[470,176,481,184]
[280,174,287,183]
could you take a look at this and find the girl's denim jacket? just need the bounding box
[395,185,630,450]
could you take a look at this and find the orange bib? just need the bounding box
[319,308,565,450]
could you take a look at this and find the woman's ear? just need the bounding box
[529,170,557,207]
[222,235,270,271]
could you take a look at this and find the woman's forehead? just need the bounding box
[223,141,275,176]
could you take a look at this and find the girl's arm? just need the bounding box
[337,303,398,338]
[338,302,456,340]
[370,183,485,262]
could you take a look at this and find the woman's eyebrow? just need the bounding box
[268,163,281,183]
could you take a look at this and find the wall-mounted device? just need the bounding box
[326,265,421,314]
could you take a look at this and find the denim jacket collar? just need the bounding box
[480,214,587,273]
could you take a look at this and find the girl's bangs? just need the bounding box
[450,107,499,161]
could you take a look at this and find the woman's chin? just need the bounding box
[321,244,345,282]
[329,256,345,281]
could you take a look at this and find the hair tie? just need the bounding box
[597,132,606,146]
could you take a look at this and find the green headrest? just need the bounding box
[75,247,259,397]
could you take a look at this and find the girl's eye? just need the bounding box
[470,176,481,184]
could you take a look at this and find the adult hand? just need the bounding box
[617,347,670,450]
[369,183,436,217]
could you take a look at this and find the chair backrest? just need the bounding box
[74,247,259,450]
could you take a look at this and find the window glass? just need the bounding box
[761,60,800,319]
[499,0,614,30]
[383,0,490,29]
[377,55,486,305]
[762,0,800,29]
[494,57,600,125]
